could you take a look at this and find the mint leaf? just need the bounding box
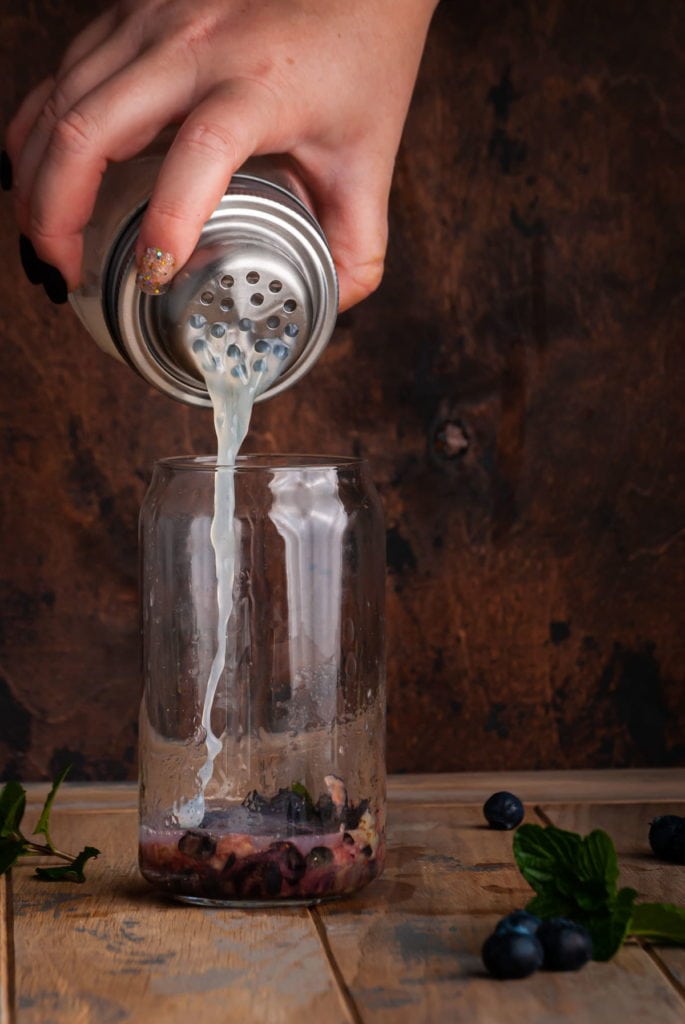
[0,837,27,874]
[577,829,619,891]
[630,903,685,944]
[585,887,638,961]
[514,823,583,894]
[0,781,27,838]
[34,846,99,883]
[33,764,71,849]
[290,782,315,812]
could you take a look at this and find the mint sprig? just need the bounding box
[0,768,100,883]
[514,823,685,960]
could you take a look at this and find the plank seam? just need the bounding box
[0,871,16,1024]
[638,940,685,1005]
[308,908,365,1024]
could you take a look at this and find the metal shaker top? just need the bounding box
[74,165,338,406]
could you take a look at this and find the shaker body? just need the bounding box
[70,139,338,405]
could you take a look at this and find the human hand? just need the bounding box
[6,0,438,310]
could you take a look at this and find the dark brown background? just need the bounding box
[1,1,683,780]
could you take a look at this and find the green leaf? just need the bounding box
[513,824,583,894]
[630,903,685,944]
[526,891,574,919]
[290,782,315,811]
[585,887,638,961]
[0,781,27,838]
[0,837,27,875]
[34,846,99,884]
[33,764,71,849]
[578,829,619,892]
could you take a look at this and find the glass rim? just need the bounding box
[154,453,367,472]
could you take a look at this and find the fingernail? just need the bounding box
[19,233,45,285]
[136,247,175,295]
[42,263,69,304]
[0,150,12,191]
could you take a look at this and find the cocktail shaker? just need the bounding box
[70,141,338,405]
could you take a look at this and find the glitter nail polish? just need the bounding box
[136,247,176,295]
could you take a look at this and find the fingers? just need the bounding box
[21,49,201,287]
[12,21,146,239]
[136,82,279,292]
[57,6,120,77]
[309,152,391,311]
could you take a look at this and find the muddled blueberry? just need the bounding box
[482,930,544,979]
[307,846,334,868]
[269,841,307,882]
[649,815,685,864]
[342,832,355,845]
[178,830,216,860]
[242,789,270,814]
[269,788,309,824]
[483,791,525,830]
[361,844,373,857]
[537,918,593,971]
[264,860,283,897]
[343,799,369,829]
[495,910,541,937]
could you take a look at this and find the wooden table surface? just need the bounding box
[2,769,684,1023]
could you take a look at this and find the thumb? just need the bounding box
[311,155,391,312]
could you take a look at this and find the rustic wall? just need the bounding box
[1,0,683,780]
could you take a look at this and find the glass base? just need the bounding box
[172,893,339,909]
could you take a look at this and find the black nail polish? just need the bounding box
[0,150,11,191]
[19,233,45,285]
[42,263,69,304]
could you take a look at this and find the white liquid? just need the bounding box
[177,326,280,826]
[175,318,345,829]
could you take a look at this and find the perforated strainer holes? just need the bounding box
[220,298,234,312]
[231,364,249,382]
[253,358,268,373]
[273,343,290,360]
[250,293,264,306]
[227,344,242,360]
[191,338,206,353]
[246,271,260,284]
[284,323,299,338]
[220,275,234,289]
[254,339,271,353]
[200,291,214,305]
[269,280,282,293]
[266,316,280,329]
[283,299,296,313]
[210,323,226,338]
[239,318,254,332]
[188,313,207,329]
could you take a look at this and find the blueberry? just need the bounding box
[537,918,593,971]
[649,815,685,864]
[482,930,544,979]
[483,791,525,830]
[495,910,541,937]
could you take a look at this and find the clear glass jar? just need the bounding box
[138,455,386,906]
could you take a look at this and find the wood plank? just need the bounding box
[1,872,15,1024]
[317,796,685,1022]
[11,808,352,1024]
[22,768,685,814]
[317,911,685,1023]
[388,769,685,805]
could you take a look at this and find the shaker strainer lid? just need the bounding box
[106,175,338,406]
